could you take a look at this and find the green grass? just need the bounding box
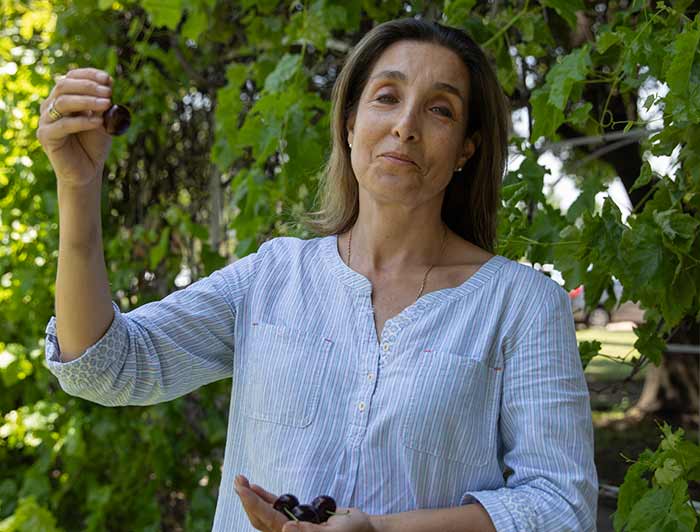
[577,326,647,382]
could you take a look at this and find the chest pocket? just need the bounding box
[239,322,333,428]
[401,351,499,466]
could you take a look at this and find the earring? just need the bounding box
[455,167,462,172]
[349,142,352,148]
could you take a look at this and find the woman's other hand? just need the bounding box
[235,475,375,532]
[36,67,114,188]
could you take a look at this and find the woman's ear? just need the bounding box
[471,131,482,149]
[346,112,356,147]
[457,133,478,169]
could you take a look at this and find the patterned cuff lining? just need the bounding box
[44,301,125,375]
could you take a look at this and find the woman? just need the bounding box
[38,17,598,532]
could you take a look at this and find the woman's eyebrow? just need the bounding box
[369,69,464,104]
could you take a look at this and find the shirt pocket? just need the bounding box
[239,322,333,428]
[400,351,498,466]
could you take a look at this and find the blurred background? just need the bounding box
[1,0,699,530]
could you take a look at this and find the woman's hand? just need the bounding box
[36,67,114,188]
[235,475,376,532]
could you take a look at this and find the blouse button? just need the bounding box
[381,342,389,352]
[358,401,366,412]
[367,372,373,381]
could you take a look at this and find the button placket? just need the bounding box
[351,294,377,432]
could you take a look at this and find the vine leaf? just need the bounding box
[540,0,585,29]
[142,0,183,30]
[665,28,700,95]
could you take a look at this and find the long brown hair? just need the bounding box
[297,17,510,253]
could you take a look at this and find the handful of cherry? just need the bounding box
[273,493,349,523]
[102,104,131,136]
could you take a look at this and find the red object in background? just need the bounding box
[569,286,583,299]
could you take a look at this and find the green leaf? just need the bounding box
[643,94,656,112]
[263,54,302,93]
[530,88,564,141]
[141,0,183,30]
[659,422,684,451]
[577,340,601,370]
[669,478,698,531]
[546,45,591,111]
[660,263,696,328]
[653,209,699,251]
[0,496,62,532]
[612,459,650,531]
[443,0,477,24]
[541,0,585,28]
[654,458,683,487]
[495,40,517,95]
[182,8,209,42]
[149,227,171,270]
[665,28,700,95]
[630,161,655,192]
[567,102,592,128]
[596,31,620,53]
[620,219,664,287]
[633,321,666,365]
[552,225,585,289]
[626,488,674,531]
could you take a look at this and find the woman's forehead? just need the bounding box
[368,41,469,93]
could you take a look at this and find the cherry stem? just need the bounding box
[283,507,299,522]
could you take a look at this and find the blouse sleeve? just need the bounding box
[44,247,261,407]
[459,285,599,532]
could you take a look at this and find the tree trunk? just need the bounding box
[629,320,700,428]
[208,162,222,255]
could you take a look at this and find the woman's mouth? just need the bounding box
[381,155,416,166]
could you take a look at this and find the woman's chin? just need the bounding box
[362,178,423,204]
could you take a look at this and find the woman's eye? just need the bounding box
[432,107,453,118]
[375,95,453,119]
[376,94,396,103]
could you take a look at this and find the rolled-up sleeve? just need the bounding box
[460,286,598,532]
[44,248,260,407]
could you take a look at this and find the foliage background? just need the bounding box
[1,0,699,530]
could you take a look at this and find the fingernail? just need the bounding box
[98,72,109,83]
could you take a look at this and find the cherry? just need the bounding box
[273,493,299,517]
[103,104,131,136]
[311,495,337,523]
[291,504,321,523]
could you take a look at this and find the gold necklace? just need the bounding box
[346,224,448,301]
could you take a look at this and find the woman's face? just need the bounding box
[347,40,475,209]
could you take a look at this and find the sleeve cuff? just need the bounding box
[44,301,127,386]
[460,489,526,532]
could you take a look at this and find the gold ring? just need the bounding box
[48,101,63,122]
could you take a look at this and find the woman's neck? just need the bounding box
[345,210,449,275]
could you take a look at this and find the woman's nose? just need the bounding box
[392,105,421,142]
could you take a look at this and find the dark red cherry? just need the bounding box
[291,504,321,523]
[311,495,337,522]
[273,493,299,518]
[103,104,131,136]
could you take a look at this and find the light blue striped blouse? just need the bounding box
[45,234,598,532]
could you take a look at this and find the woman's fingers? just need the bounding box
[250,484,278,504]
[37,114,105,145]
[55,77,112,100]
[64,67,112,83]
[40,68,113,124]
[40,95,112,124]
[41,76,112,113]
